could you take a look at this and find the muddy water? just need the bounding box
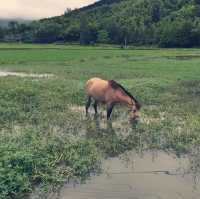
[48,151,200,199]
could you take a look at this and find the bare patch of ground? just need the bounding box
[140,112,166,125]
[69,105,86,114]
[0,70,54,78]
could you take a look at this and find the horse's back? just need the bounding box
[85,78,109,101]
[86,77,103,87]
[86,78,108,89]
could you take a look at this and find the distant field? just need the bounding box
[0,43,200,199]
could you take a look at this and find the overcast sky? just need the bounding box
[0,0,98,20]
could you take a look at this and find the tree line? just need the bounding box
[1,0,200,47]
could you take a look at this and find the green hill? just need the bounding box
[1,0,200,47]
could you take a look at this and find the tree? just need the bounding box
[80,14,97,45]
[105,19,125,44]
[191,19,200,46]
[64,8,72,15]
[63,23,80,42]
[159,19,194,47]
[0,27,5,40]
[33,23,62,43]
[120,25,131,48]
[80,15,90,44]
[97,29,109,43]
[8,21,19,34]
[151,1,161,22]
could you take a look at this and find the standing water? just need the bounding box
[47,150,200,199]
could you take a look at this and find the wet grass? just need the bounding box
[0,43,200,198]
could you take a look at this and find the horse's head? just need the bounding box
[130,101,141,123]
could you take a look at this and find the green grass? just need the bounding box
[0,43,200,198]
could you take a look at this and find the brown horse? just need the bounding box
[85,77,141,122]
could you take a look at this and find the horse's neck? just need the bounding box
[118,92,133,107]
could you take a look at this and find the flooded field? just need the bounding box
[46,150,200,199]
[1,44,200,199]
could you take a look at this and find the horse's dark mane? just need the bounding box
[109,80,141,109]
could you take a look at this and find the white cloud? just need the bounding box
[0,0,97,19]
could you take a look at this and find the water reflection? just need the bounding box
[188,146,200,190]
[84,115,147,157]
[85,115,116,139]
[56,149,200,199]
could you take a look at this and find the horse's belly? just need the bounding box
[89,88,107,102]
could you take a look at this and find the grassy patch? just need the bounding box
[0,130,100,199]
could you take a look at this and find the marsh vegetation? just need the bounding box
[0,43,200,198]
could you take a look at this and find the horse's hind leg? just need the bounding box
[107,103,114,120]
[93,100,98,115]
[86,96,92,116]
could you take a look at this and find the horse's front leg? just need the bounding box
[106,103,114,120]
[93,100,98,115]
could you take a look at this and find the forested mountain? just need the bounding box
[1,0,200,47]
